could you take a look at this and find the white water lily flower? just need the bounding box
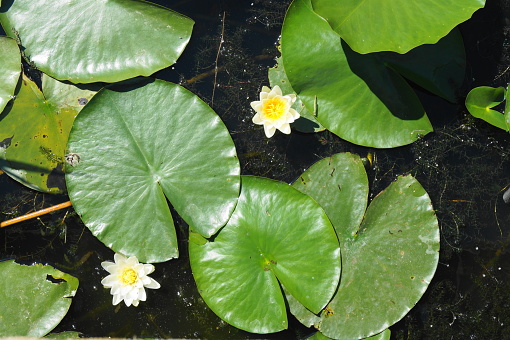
[101,253,160,307]
[250,85,300,138]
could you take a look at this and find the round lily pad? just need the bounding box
[0,260,79,337]
[66,79,240,263]
[311,0,485,54]
[292,153,439,339]
[0,0,194,83]
[189,175,340,334]
[0,35,20,113]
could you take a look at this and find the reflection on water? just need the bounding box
[1,0,510,338]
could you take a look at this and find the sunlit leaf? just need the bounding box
[0,0,194,83]
[66,79,240,263]
[465,86,508,131]
[0,260,79,337]
[189,176,340,334]
[0,35,20,113]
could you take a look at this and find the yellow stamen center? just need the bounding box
[120,268,138,285]
[263,97,287,120]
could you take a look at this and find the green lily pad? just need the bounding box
[0,0,194,83]
[66,79,240,263]
[0,260,79,337]
[268,57,325,133]
[45,331,81,339]
[0,74,92,193]
[311,0,485,54]
[465,86,508,131]
[292,153,439,339]
[189,176,340,334]
[0,35,20,113]
[281,0,434,148]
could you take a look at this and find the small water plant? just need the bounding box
[465,85,510,131]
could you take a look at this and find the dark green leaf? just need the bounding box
[281,0,433,147]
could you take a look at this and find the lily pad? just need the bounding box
[281,0,434,148]
[0,260,79,337]
[189,176,340,334]
[465,86,509,131]
[0,35,20,113]
[311,0,485,54]
[0,74,91,193]
[0,0,194,83]
[268,56,325,133]
[66,79,240,263]
[292,153,439,339]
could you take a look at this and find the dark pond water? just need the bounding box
[2,0,510,339]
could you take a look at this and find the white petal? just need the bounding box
[132,299,140,307]
[101,275,117,287]
[114,253,127,264]
[287,93,296,104]
[139,287,147,301]
[252,113,263,124]
[289,108,300,120]
[279,123,291,134]
[145,277,161,289]
[101,261,115,272]
[264,125,276,138]
[143,263,155,275]
[272,85,282,96]
[124,296,133,307]
[250,100,260,110]
[126,256,139,267]
[112,294,123,306]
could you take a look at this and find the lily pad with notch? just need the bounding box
[65,78,240,263]
[189,175,340,334]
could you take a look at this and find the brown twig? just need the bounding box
[1,200,72,228]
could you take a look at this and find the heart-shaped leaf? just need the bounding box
[66,79,240,263]
[0,0,194,83]
[189,175,340,334]
[0,35,20,113]
[0,260,79,337]
[465,86,508,131]
[0,74,91,193]
[311,0,485,54]
[292,153,439,339]
[281,0,434,147]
